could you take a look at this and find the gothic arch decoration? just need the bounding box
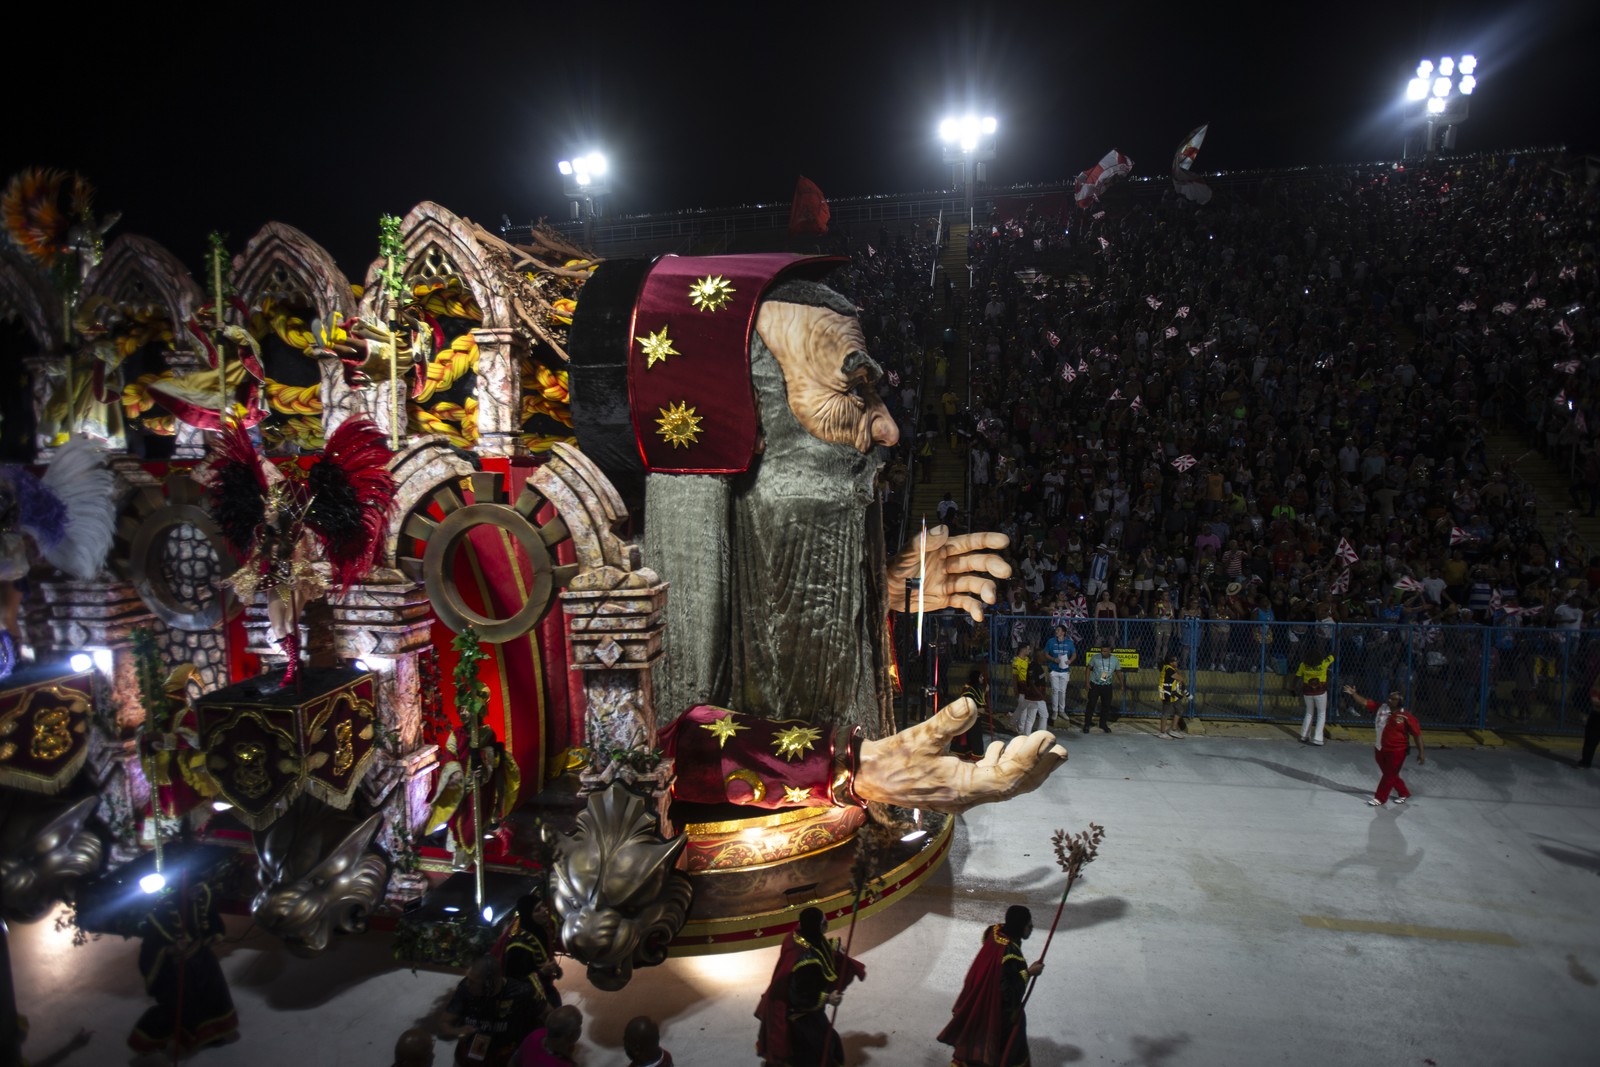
[351,202,503,451]
[0,245,63,352]
[228,223,357,453]
[79,234,203,332]
[74,235,204,452]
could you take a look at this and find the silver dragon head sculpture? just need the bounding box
[548,784,692,991]
[251,805,389,955]
[0,795,104,923]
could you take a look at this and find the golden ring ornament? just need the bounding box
[399,470,579,644]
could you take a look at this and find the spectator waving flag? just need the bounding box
[1165,326,1179,338]
[1172,454,1197,471]
[1176,306,1190,318]
[1457,299,1477,312]
[1335,537,1359,565]
[1171,123,1213,205]
[1098,236,1111,252]
[1560,265,1578,280]
[1527,296,1546,310]
[1078,358,1090,372]
[1068,595,1088,617]
[1494,301,1518,316]
[1109,388,1124,401]
[1395,577,1424,592]
[1074,148,1135,209]
[1555,319,1574,339]
[1130,395,1143,413]
[1455,265,1471,275]
[1555,359,1580,373]
[1329,568,1350,595]
[1061,363,1077,383]
[1449,526,1472,545]
[1046,329,1061,348]
[1146,295,1162,310]
[1526,270,1539,289]
[1092,210,1105,220]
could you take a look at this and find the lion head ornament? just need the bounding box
[0,794,103,923]
[251,804,389,954]
[547,784,692,991]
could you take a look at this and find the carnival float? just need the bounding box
[0,168,1066,1010]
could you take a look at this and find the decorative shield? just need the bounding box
[0,668,93,795]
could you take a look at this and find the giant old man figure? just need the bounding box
[569,253,1066,815]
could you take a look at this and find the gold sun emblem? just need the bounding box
[701,713,747,749]
[772,724,823,762]
[636,325,680,369]
[782,784,812,805]
[688,275,737,312]
[655,401,704,449]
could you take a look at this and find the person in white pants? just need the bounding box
[1043,624,1077,725]
[1295,650,1335,745]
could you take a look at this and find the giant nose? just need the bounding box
[869,401,899,448]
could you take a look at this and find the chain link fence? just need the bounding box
[889,613,1596,735]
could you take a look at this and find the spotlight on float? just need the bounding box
[353,659,370,672]
[69,652,92,673]
[93,648,113,673]
[139,872,167,895]
[481,905,495,923]
[212,800,234,812]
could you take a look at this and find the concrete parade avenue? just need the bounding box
[12,723,1597,1066]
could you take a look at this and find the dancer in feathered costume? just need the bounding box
[197,417,396,687]
[0,437,117,679]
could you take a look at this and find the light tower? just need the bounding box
[939,114,996,218]
[557,151,609,246]
[1403,55,1477,157]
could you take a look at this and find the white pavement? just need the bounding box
[11,728,1600,1066]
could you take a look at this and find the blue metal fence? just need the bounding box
[889,613,1595,736]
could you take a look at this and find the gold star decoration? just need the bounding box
[688,274,736,312]
[636,325,680,369]
[701,713,747,749]
[655,401,703,449]
[772,724,823,762]
[782,785,812,805]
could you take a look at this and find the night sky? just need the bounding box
[4,0,1596,274]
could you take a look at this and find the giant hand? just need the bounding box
[886,527,1012,622]
[855,698,1067,813]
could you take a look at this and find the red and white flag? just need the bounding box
[1329,568,1350,595]
[1061,364,1077,383]
[1130,395,1143,413]
[1457,300,1476,312]
[1046,329,1061,348]
[866,244,876,257]
[1526,271,1539,289]
[1176,306,1190,319]
[1449,526,1471,545]
[1079,358,1090,373]
[1171,124,1213,205]
[1494,301,1518,316]
[1068,595,1088,617]
[1165,326,1179,338]
[1098,236,1111,252]
[1074,149,1135,208]
[1560,265,1578,281]
[1455,265,1471,275]
[1335,538,1359,565]
[1172,454,1197,471]
[1555,359,1580,373]
[1395,576,1423,592]
[1146,295,1163,310]
[1555,319,1574,339]
[1109,388,1124,401]
[1092,210,1106,220]
[1528,297,1547,310]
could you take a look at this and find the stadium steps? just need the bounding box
[1483,431,1600,559]
[908,224,972,527]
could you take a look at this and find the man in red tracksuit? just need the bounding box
[1343,685,1426,807]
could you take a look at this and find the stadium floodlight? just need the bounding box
[1417,59,1433,77]
[558,150,611,242]
[1406,78,1428,101]
[1433,77,1451,97]
[939,113,998,215]
[557,160,573,175]
[1459,55,1476,74]
[1459,75,1476,95]
[1405,54,1478,156]
[1427,97,1445,114]
[1440,56,1455,76]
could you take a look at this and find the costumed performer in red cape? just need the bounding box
[755,907,865,1067]
[938,905,1043,1067]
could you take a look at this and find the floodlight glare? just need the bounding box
[69,652,92,673]
[1440,56,1454,76]
[139,872,167,895]
[575,172,591,186]
[1433,77,1451,98]
[1427,97,1446,114]
[482,905,495,923]
[557,160,573,175]
[981,116,997,134]
[960,135,977,151]
[1459,55,1476,74]
[1417,59,1433,77]
[1459,75,1475,95]
[1406,78,1428,101]
[939,118,957,141]
[586,153,607,175]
